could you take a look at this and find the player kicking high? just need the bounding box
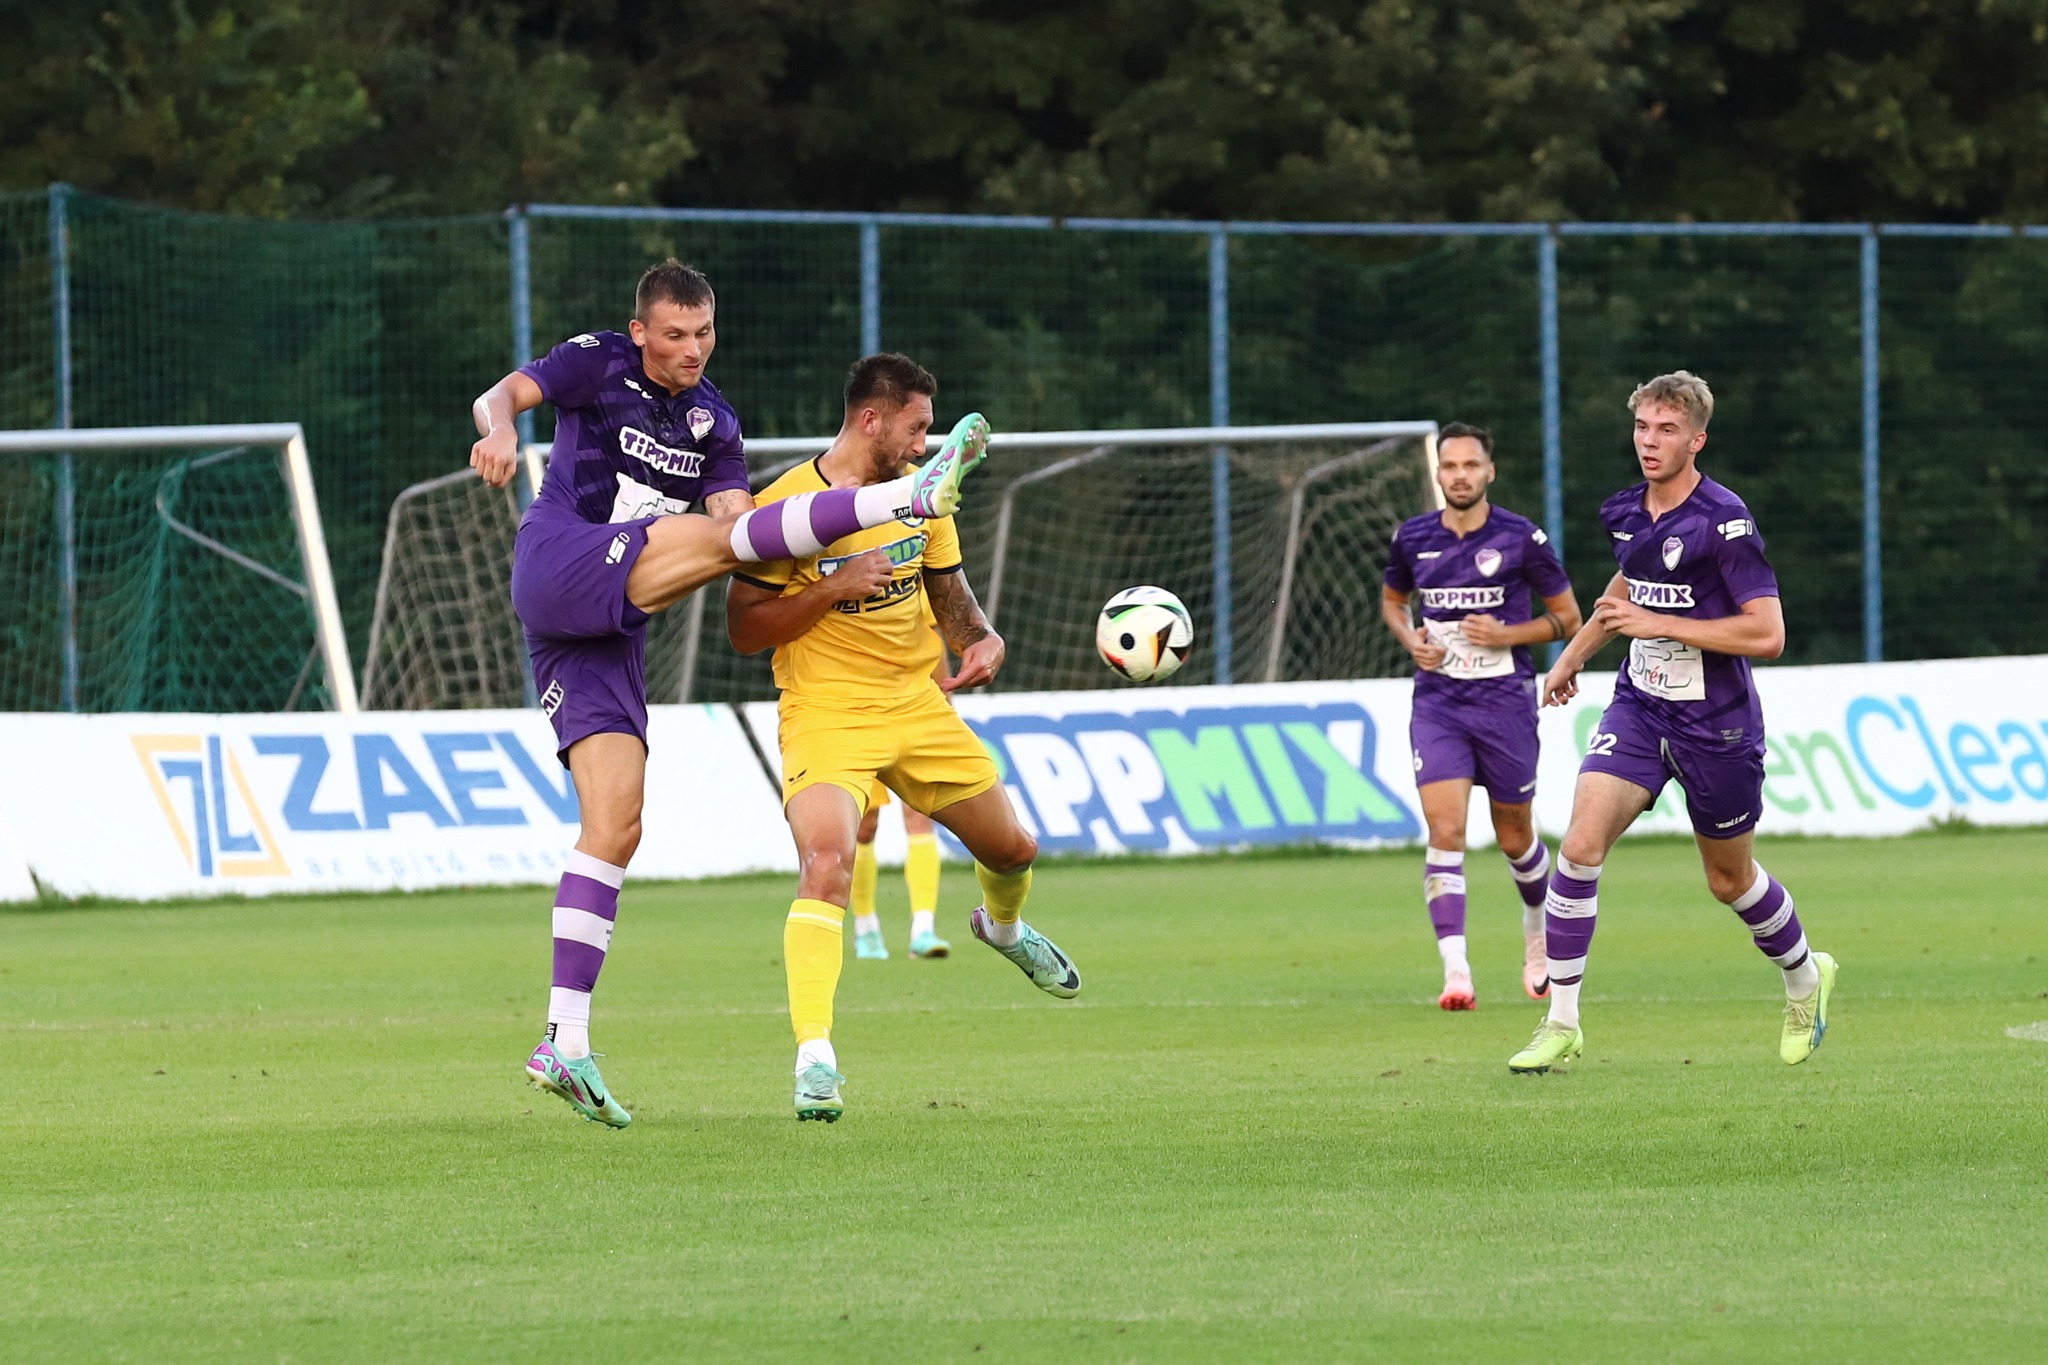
[1383,423,1581,1009]
[468,262,990,1128]
[728,354,1079,1122]
[1509,371,1836,1074]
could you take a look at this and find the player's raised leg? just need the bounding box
[1697,832,1837,1064]
[1509,770,1650,1074]
[1415,777,1476,1010]
[783,783,864,1120]
[524,731,641,1127]
[622,412,992,617]
[1490,797,1553,999]
[940,787,1078,998]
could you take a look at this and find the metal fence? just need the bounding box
[6,184,2048,710]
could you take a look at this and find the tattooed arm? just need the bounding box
[924,567,1005,692]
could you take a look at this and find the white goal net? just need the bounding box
[358,422,1439,708]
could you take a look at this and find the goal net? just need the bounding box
[360,422,1438,707]
[0,423,355,713]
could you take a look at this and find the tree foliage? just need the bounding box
[7,0,2048,222]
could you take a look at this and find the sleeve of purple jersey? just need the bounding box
[517,337,603,410]
[1524,527,1572,597]
[1716,514,1780,604]
[1383,528,1413,593]
[699,408,752,500]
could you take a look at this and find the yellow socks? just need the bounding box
[905,832,940,923]
[975,862,1032,924]
[784,898,845,1044]
[850,841,879,932]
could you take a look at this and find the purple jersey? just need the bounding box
[519,330,751,526]
[1599,474,1779,749]
[1384,505,1572,705]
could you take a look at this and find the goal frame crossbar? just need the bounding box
[0,422,360,713]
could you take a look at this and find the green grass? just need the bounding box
[6,832,2047,1362]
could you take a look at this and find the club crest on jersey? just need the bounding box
[687,406,713,440]
[1661,536,1684,570]
[1475,547,1502,577]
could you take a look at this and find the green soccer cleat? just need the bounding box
[525,1039,632,1128]
[908,412,991,519]
[908,929,951,959]
[1781,951,1838,1066]
[969,906,1080,998]
[854,928,889,960]
[1508,1019,1584,1075]
[794,1063,846,1122]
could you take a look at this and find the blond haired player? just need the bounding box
[727,353,1081,1121]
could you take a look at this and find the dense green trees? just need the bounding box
[9,1,2048,223]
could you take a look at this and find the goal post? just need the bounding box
[0,422,358,713]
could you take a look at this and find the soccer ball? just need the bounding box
[1095,586,1194,683]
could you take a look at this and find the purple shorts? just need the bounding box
[1409,691,1540,801]
[511,512,660,763]
[1580,696,1765,839]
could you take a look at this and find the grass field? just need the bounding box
[5,830,2046,1362]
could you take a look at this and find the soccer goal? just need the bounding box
[0,423,357,713]
[358,421,1438,708]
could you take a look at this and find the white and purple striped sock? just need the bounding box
[1424,847,1468,972]
[1730,863,1817,995]
[1504,838,1551,937]
[728,477,917,562]
[547,850,626,1059]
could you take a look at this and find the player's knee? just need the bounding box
[1703,861,1750,904]
[578,816,640,867]
[985,828,1036,875]
[1491,807,1534,856]
[1558,829,1607,870]
[798,843,855,902]
[1425,820,1465,852]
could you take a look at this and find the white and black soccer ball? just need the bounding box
[1095,586,1194,683]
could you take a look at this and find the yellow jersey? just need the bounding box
[741,458,960,707]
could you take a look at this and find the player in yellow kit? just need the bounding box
[727,353,1081,1121]
[850,619,952,961]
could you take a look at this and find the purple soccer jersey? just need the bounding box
[1597,474,1779,752]
[1384,506,1572,705]
[520,330,751,526]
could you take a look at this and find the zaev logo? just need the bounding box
[965,702,1419,854]
[133,731,580,878]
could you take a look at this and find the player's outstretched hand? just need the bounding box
[823,549,894,602]
[470,427,519,489]
[941,634,1005,693]
[1540,658,1581,707]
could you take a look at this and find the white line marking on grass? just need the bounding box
[2004,1021,2048,1043]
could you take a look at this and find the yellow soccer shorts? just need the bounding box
[778,689,998,817]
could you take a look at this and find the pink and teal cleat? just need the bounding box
[524,1039,631,1128]
[908,412,991,519]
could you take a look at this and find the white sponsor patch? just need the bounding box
[2006,1022,2048,1043]
[605,531,631,565]
[1415,550,1443,560]
[1611,531,1633,541]
[1475,547,1502,577]
[1418,585,1507,611]
[688,406,714,440]
[568,333,600,348]
[1718,518,1752,540]
[1423,618,1514,680]
[1532,528,1550,544]
[1628,637,1706,701]
[1661,535,1685,570]
[540,680,565,716]
[1626,578,1696,609]
[610,472,690,523]
[619,425,704,478]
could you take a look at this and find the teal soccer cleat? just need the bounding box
[794,1063,846,1122]
[908,412,991,519]
[854,928,889,960]
[525,1039,631,1128]
[969,906,1080,998]
[908,929,951,959]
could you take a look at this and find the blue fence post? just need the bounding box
[506,206,538,706]
[1860,225,1882,663]
[1538,226,1563,558]
[859,219,881,355]
[49,182,78,712]
[1208,229,1232,684]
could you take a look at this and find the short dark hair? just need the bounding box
[844,353,937,411]
[1438,421,1494,456]
[635,259,715,319]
